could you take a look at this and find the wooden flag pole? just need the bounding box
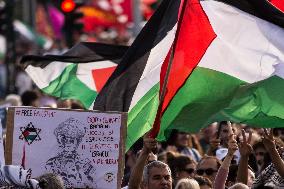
[149,0,188,138]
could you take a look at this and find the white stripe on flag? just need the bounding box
[26,62,72,89]
[76,60,117,91]
[129,24,178,110]
[199,1,284,83]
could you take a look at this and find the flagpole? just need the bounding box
[149,0,188,138]
[148,46,174,138]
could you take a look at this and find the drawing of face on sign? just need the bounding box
[54,118,85,154]
[45,118,95,188]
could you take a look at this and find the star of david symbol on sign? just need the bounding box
[19,122,41,145]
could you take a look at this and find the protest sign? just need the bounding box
[5,107,127,189]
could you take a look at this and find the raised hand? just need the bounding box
[227,122,238,156]
[228,134,238,156]
[142,134,158,154]
[238,129,253,157]
[262,128,276,152]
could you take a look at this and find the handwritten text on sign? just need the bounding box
[9,107,125,189]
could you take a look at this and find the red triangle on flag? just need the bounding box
[269,0,284,12]
[92,66,116,92]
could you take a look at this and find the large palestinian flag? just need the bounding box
[94,0,183,150]
[94,0,284,149]
[21,42,128,109]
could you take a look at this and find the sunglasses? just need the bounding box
[255,152,265,156]
[196,168,217,176]
[182,168,195,174]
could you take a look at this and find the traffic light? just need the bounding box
[61,0,84,47]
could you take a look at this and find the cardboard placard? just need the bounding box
[5,107,127,189]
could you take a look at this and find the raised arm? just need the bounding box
[237,129,252,185]
[214,122,238,189]
[128,135,157,189]
[262,128,284,178]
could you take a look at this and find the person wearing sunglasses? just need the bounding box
[173,155,197,186]
[196,156,221,184]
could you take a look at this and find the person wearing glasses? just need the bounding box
[172,155,197,186]
[195,156,221,184]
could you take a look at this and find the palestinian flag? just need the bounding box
[157,0,284,141]
[94,0,284,150]
[94,0,183,150]
[21,42,128,109]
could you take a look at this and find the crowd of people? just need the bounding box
[0,90,284,188]
[122,121,284,189]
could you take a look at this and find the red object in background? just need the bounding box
[80,0,133,33]
[61,0,76,13]
[269,0,284,12]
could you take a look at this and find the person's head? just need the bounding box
[194,176,212,189]
[252,141,268,167]
[36,173,64,189]
[168,130,191,148]
[54,118,85,153]
[201,122,218,143]
[71,99,85,109]
[57,99,72,109]
[228,183,249,189]
[5,94,22,106]
[247,167,255,188]
[175,178,200,189]
[218,121,237,147]
[273,128,284,141]
[21,90,40,107]
[174,155,197,181]
[196,156,221,183]
[143,161,172,189]
[158,151,178,164]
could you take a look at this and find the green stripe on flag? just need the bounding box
[42,64,97,108]
[127,83,160,151]
[158,67,284,141]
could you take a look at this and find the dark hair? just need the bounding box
[174,155,196,172]
[71,99,85,109]
[198,156,222,170]
[194,176,212,187]
[21,90,39,106]
[36,173,64,189]
[227,164,238,183]
[252,141,265,151]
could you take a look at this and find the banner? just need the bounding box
[5,107,127,189]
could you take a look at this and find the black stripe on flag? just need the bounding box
[93,0,181,112]
[214,0,284,28]
[20,42,129,69]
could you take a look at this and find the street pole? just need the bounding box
[132,0,143,37]
[4,0,16,94]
